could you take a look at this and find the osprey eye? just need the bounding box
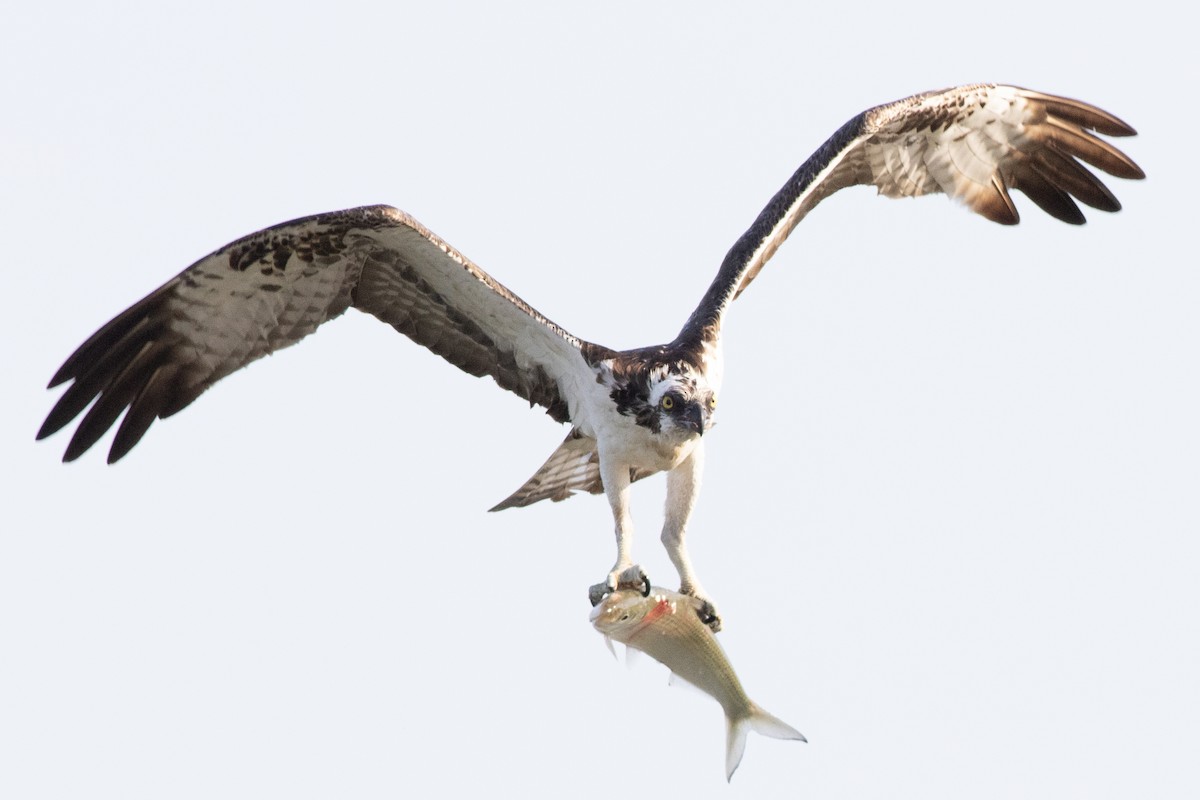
[708,395,717,409]
[661,395,674,410]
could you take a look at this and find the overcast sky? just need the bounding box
[3,2,1196,799]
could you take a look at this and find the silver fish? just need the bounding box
[590,587,805,780]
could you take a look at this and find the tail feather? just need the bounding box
[724,704,806,782]
[488,430,602,511]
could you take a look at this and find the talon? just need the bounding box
[588,581,611,607]
[628,566,650,596]
[615,564,651,596]
[593,565,653,603]
[697,599,723,634]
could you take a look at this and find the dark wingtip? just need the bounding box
[1028,90,1141,137]
[35,419,57,443]
[47,369,71,390]
[38,391,88,443]
[62,437,88,463]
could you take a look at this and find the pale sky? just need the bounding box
[3,2,1196,799]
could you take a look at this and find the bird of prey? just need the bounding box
[38,84,1143,629]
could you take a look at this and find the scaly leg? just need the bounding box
[588,457,649,606]
[662,443,721,631]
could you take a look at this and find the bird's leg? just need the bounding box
[588,459,650,606]
[662,443,721,632]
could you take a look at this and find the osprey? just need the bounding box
[38,84,1142,629]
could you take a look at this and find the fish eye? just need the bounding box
[661,395,674,410]
[619,613,629,621]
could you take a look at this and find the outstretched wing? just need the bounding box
[39,205,597,463]
[679,84,1144,342]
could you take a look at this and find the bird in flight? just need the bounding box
[38,84,1143,630]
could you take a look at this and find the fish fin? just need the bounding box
[602,635,616,660]
[725,705,807,782]
[725,716,751,782]
[666,671,706,697]
[747,703,807,743]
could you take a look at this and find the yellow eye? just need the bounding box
[708,395,718,409]
[661,395,674,410]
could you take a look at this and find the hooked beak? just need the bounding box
[682,402,708,435]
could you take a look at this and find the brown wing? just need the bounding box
[39,205,597,462]
[679,84,1144,344]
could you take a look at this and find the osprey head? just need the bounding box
[605,357,718,436]
[645,366,717,437]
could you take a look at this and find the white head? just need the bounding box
[645,366,717,437]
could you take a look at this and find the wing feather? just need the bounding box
[678,84,1143,343]
[1023,143,1121,211]
[110,364,180,463]
[40,205,595,462]
[1010,166,1085,224]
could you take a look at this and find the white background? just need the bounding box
[3,2,1196,798]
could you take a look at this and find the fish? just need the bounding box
[590,587,806,780]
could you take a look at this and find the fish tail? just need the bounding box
[724,704,807,782]
[724,716,752,782]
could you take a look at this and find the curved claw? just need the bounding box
[590,565,652,605]
[636,569,651,597]
[616,564,651,596]
[696,599,723,634]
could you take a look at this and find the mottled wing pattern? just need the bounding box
[680,84,1143,342]
[736,84,1145,299]
[859,85,1143,226]
[490,429,654,511]
[490,430,605,510]
[39,205,594,463]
